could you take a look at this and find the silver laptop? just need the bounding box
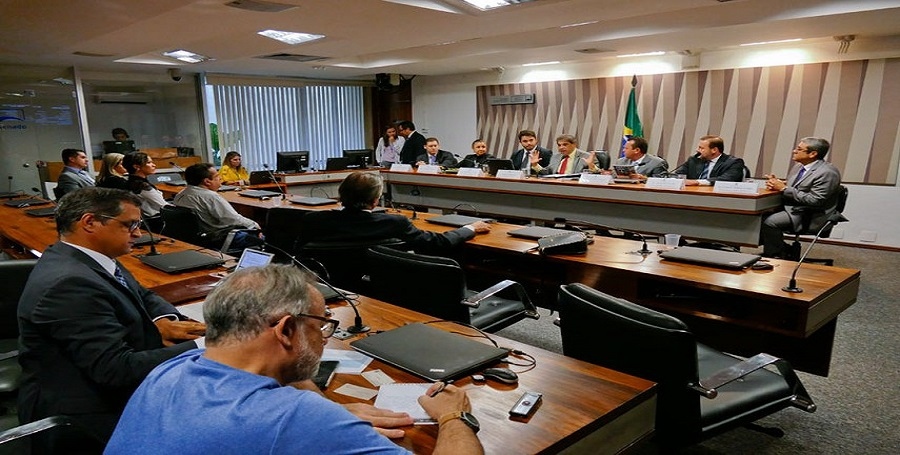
[290,196,337,206]
[659,246,761,270]
[508,226,573,240]
[149,173,186,186]
[235,248,274,270]
[425,214,493,227]
[239,189,283,199]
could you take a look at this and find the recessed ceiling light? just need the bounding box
[522,61,560,67]
[258,29,325,45]
[162,49,212,64]
[461,0,535,11]
[617,51,666,58]
[560,20,598,29]
[740,38,802,47]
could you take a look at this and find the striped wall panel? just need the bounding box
[476,58,900,184]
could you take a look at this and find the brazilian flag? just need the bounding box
[621,75,643,156]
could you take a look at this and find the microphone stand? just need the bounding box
[262,164,286,199]
[782,215,847,293]
[263,242,369,334]
[556,217,653,256]
[140,219,161,256]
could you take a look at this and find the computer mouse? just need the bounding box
[482,367,518,384]
[751,261,774,270]
[260,196,271,201]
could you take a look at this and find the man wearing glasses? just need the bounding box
[17,187,206,450]
[107,265,484,455]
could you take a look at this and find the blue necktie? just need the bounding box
[113,266,129,289]
[698,162,711,179]
[793,167,806,186]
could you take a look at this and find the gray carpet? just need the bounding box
[496,243,900,454]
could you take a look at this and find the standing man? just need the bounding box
[56,148,95,198]
[533,134,599,175]
[17,187,205,448]
[760,137,842,258]
[510,130,552,173]
[106,265,484,454]
[397,120,427,165]
[416,137,458,168]
[613,137,668,179]
[672,135,745,185]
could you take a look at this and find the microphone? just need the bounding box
[140,219,161,256]
[262,164,286,198]
[555,217,652,256]
[263,241,369,334]
[393,203,417,219]
[7,176,11,193]
[168,161,184,172]
[452,203,478,216]
[782,213,848,293]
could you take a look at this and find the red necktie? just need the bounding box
[558,156,569,174]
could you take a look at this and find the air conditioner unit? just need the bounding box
[94,92,153,104]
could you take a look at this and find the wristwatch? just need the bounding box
[438,411,480,434]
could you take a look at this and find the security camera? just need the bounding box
[168,68,183,82]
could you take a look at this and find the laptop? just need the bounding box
[539,173,582,179]
[290,196,338,206]
[613,165,641,184]
[659,246,761,270]
[425,214,493,228]
[4,198,50,208]
[0,191,21,198]
[25,206,57,217]
[239,189,283,199]
[148,173,186,186]
[218,185,239,192]
[350,323,508,382]
[485,158,514,176]
[248,171,276,185]
[133,234,162,246]
[235,248,274,270]
[138,250,225,273]
[508,226,573,240]
[325,157,354,171]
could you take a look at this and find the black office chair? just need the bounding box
[51,186,63,201]
[264,207,310,261]
[366,246,540,332]
[297,239,406,293]
[0,416,105,454]
[594,150,611,170]
[0,259,38,404]
[785,185,849,265]
[159,205,217,249]
[556,283,816,447]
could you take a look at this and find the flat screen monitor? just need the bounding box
[342,149,375,168]
[102,140,136,154]
[276,151,310,173]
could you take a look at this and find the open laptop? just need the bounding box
[4,198,50,208]
[239,189,283,199]
[290,196,338,206]
[350,323,508,382]
[425,214,493,228]
[507,226,573,240]
[325,157,354,171]
[148,173,186,186]
[659,246,761,270]
[613,165,641,184]
[138,250,225,273]
[234,248,275,270]
[248,171,276,185]
[485,158,514,176]
[25,206,57,217]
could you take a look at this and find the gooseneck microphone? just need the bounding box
[262,164,286,198]
[555,217,653,256]
[263,241,369,334]
[783,213,848,293]
[140,219,161,256]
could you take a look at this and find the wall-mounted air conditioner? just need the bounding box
[93,92,153,104]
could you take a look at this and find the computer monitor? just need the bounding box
[342,149,375,168]
[102,140,136,154]
[276,151,310,173]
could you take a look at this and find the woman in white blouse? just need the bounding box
[375,125,405,167]
[124,152,170,218]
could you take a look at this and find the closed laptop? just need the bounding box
[238,189,283,199]
[290,196,337,206]
[659,246,760,270]
[507,226,572,240]
[138,250,224,273]
[425,214,492,228]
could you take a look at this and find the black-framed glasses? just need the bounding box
[98,214,142,232]
[271,313,339,339]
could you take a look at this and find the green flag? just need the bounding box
[622,75,643,156]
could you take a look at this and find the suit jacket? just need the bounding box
[672,153,745,182]
[416,150,458,168]
[399,131,427,164]
[56,167,95,198]
[510,146,552,171]
[781,160,843,233]
[458,153,494,168]
[17,242,196,442]
[539,149,593,175]
[299,208,475,255]
[615,154,669,177]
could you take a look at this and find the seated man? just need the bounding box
[532,134,601,175]
[172,163,263,251]
[299,171,490,254]
[106,265,484,455]
[17,187,205,447]
[510,130,552,173]
[611,137,668,179]
[415,137,458,168]
[672,135,745,185]
[761,137,842,258]
[56,148,95,198]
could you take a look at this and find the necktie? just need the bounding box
[429,155,436,165]
[522,151,531,170]
[558,156,569,174]
[113,266,129,289]
[793,167,806,186]
[698,162,711,179]
[81,170,95,185]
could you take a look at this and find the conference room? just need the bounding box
[1,1,898,453]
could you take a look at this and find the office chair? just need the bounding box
[0,259,38,401]
[158,205,217,249]
[594,150,611,170]
[51,186,63,201]
[264,207,310,261]
[366,246,540,332]
[556,283,816,447]
[296,239,405,293]
[0,416,105,454]
[785,185,849,265]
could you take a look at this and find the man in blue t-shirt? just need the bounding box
[106,265,483,455]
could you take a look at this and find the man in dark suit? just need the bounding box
[17,187,205,448]
[396,120,427,165]
[672,135,745,185]
[56,148,95,198]
[415,137,458,168]
[299,171,490,254]
[510,130,551,173]
[761,137,843,258]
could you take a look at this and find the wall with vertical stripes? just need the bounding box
[477,58,900,184]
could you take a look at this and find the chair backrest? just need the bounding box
[366,246,470,323]
[0,259,38,339]
[159,205,209,247]
[595,150,611,170]
[298,239,404,293]
[835,184,849,213]
[264,207,310,260]
[557,283,702,441]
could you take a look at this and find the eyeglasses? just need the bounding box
[98,215,142,232]
[271,313,340,339]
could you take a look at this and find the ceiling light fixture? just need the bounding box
[617,51,665,58]
[162,50,212,64]
[258,29,325,45]
[522,61,560,67]
[740,38,802,47]
[461,0,535,11]
[560,20,598,29]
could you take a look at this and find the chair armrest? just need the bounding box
[0,416,77,445]
[462,279,540,320]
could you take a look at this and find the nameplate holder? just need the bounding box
[416,164,442,174]
[645,177,685,190]
[495,169,526,180]
[390,163,413,172]
[578,173,612,185]
[713,181,760,194]
[457,167,484,177]
[742,179,768,190]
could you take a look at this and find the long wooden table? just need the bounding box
[383,171,783,246]
[158,169,366,200]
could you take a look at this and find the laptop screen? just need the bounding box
[236,248,274,271]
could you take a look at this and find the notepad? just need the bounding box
[374,383,436,424]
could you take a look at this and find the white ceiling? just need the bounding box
[2,0,900,82]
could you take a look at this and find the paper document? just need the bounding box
[321,349,373,374]
[374,383,435,424]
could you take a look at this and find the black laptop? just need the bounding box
[325,157,354,171]
[508,226,573,240]
[133,234,163,247]
[248,171,276,185]
[485,158,514,176]
[425,214,492,228]
[138,250,225,273]
[659,246,761,270]
[25,206,57,217]
[350,323,508,382]
[239,189,283,199]
[290,196,337,206]
[4,198,50,208]
[613,165,641,184]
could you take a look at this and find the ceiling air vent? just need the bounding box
[257,53,328,63]
[224,0,297,13]
[94,92,152,104]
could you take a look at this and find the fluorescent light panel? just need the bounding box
[462,0,534,11]
[258,29,325,45]
[162,50,211,64]
[740,38,802,47]
[522,61,560,67]
[617,51,665,58]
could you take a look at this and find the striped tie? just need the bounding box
[793,167,806,186]
[113,266,129,289]
[698,162,711,179]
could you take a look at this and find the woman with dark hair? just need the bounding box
[124,152,170,217]
[458,139,495,168]
[374,126,405,167]
[220,151,249,185]
[97,153,129,190]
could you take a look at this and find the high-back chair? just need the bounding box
[557,283,815,447]
[786,185,849,265]
[296,239,405,294]
[0,259,38,397]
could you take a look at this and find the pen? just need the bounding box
[429,380,453,397]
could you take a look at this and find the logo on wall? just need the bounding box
[0,109,27,130]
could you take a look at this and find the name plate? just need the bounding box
[495,169,526,180]
[417,164,442,174]
[645,177,686,190]
[713,181,760,194]
[390,163,413,172]
[456,167,484,177]
[578,173,612,185]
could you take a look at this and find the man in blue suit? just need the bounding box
[510,130,551,173]
[672,135,745,185]
[56,148,95,197]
